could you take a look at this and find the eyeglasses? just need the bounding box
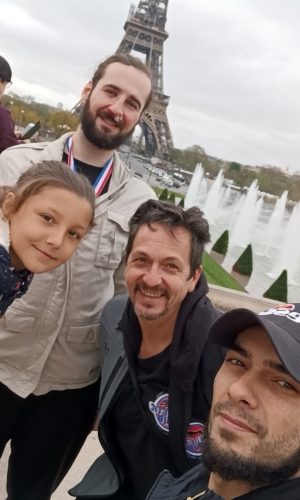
[5,82,12,89]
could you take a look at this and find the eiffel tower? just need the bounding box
[116,1,174,158]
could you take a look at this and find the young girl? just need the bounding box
[0,159,95,316]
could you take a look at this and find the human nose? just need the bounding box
[45,229,64,248]
[228,371,258,409]
[142,264,163,288]
[108,96,124,116]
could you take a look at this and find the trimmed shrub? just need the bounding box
[263,270,288,303]
[212,230,229,255]
[232,244,253,276]
[168,192,176,204]
[159,188,169,201]
[178,198,184,208]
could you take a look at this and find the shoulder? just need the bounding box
[117,173,157,214]
[0,141,47,164]
[116,155,157,199]
[100,295,128,356]
[102,294,128,325]
[0,105,11,118]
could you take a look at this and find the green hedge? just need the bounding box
[212,230,229,255]
[168,192,176,204]
[232,244,253,276]
[263,270,288,302]
[159,188,169,201]
[178,198,184,208]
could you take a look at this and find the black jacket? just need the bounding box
[146,463,300,500]
[0,245,33,316]
[70,275,224,498]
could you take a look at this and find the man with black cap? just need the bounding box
[146,303,300,500]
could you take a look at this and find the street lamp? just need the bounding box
[18,109,24,130]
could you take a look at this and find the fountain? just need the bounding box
[272,203,300,284]
[185,165,300,299]
[263,190,288,257]
[202,170,224,224]
[185,164,204,209]
[230,181,262,247]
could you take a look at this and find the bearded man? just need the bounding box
[146,303,300,500]
[0,54,155,500]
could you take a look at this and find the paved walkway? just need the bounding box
[0,433,103,499]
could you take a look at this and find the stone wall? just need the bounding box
[208,284,280,312]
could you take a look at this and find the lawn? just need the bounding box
[151,186,185,200]
[202,252,245,292]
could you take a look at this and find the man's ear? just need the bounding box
[2,192,16,221]
[81,81,92,104]
[188,265,202,293]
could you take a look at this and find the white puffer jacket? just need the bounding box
[0,133,156,397]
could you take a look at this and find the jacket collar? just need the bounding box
[38,132,132,204]
[147,464,300,500]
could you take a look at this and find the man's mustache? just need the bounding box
[212,401,267,438]
[96,110,123,131]
[135,282,169,298]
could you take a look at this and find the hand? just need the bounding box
[14,131,23,138]
[19,139,31,144]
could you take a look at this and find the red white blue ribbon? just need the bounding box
[66,136,113,197]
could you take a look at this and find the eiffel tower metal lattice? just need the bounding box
[116,1,174,158]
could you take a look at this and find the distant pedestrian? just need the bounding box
[0,56,28,153]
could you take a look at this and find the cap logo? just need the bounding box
[259,304,300,323]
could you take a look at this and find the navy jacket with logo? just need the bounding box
[70,290,224,499]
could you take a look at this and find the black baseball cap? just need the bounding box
[208,303,300,383]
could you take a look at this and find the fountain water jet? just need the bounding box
[185,164,204,209]
[230,181,261,247]
[272,203,300,284]
[263,190,288,257]
[202,170,224,224]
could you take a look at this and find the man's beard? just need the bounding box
[80,96,136,150]
[133,283,169,320]
[202,401,300,489]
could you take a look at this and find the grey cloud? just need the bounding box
[1,0,300,170]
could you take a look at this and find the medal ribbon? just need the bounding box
[66,136,113,197]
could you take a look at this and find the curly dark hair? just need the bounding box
[125,199,210,277]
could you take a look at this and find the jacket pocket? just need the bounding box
[0,311,36,369]
[67,323,100,353]
[96,210,130,270]
[0,310,35,332]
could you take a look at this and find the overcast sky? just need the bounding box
[1,0,300,171]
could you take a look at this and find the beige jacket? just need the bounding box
[0,133,155,397]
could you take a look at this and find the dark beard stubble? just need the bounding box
[202,402,300,489]
[80,95,136,150]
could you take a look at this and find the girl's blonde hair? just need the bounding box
[0,161,96,229]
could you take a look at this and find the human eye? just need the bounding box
[127,99,139,110]
[226,357,245,368]
[105,87,117,96]
[165,263,178,271]
[277,380,297,392]
[136,257,146,263]
[68,230,80,240]
[41,214,53,223]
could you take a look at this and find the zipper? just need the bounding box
[145,470,169,499]
[99,355,123,407]
[98,358,130,490]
